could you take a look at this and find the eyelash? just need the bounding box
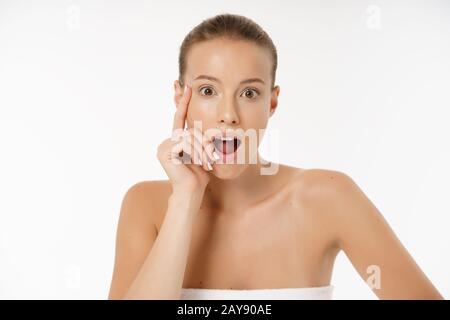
[198,86,260,99]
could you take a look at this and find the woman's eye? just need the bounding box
[198,86,260,99]
[241,88,260,99]
[199,86,216,96]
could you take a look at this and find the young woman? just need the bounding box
[108,13,443,300]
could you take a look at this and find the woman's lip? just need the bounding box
[216,149,237,163]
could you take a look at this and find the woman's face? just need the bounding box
[175,38,280,179]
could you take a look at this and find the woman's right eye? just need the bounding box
[199,86,216,97]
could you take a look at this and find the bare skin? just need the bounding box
[108,38,443,299]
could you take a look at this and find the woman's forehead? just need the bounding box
[185,39,272,83]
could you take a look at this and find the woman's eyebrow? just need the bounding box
[193,75,265,85]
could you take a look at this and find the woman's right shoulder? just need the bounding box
[124,180,172,198]
[119,180,173,229]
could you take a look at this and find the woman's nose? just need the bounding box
[218,101,240,125]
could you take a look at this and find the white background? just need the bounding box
[0,0,449,299]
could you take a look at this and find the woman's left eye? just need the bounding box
[241,88,260,99]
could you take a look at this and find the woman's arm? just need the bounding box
[108,182,203,300]
[108,84,216,299]
[321,171,443,299]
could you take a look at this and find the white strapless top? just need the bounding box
[180,285,334,300]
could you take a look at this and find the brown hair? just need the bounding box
[178,13,278,89]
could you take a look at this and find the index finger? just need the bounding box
[172,84,192,132]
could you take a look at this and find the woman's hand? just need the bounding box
[157,85,218,194]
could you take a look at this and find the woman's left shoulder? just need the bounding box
[289,167,375,228]
[285,166,359,199]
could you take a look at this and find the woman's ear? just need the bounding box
[269,85,280,117]
[173,80,184,108]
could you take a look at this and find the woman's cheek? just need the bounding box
[196,96,217,110]
[186,100,215,126]
[242,104,269,128]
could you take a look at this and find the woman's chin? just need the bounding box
[210,162,247,180]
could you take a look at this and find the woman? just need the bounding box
[108,13,443,300]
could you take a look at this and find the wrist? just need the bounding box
[171,186,205,200]
[168,189,204,211]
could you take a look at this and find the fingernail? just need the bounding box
[207,162,213,170]
[183,85,188,95]
[213,151,220,160]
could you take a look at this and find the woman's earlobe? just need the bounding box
[269,100,279,117]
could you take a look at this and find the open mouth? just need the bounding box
[213,136,242,155]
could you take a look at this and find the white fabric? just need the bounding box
[180,285,334,300]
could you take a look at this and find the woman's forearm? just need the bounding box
[123,190,203,299]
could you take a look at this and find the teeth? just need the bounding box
[216,136,237,141]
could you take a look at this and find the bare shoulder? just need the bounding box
[119,180,172,229]
[290,167,384,246]
[289,168,417,251]
[293,167,354,190]
[284,167,357,202]
[286,167,361,244]
[294,168,375,217]
[109,180,172,299]
[123,179,172,203]
[289,170,443,299]
[122,180,172,210]
[294,168,369,222]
